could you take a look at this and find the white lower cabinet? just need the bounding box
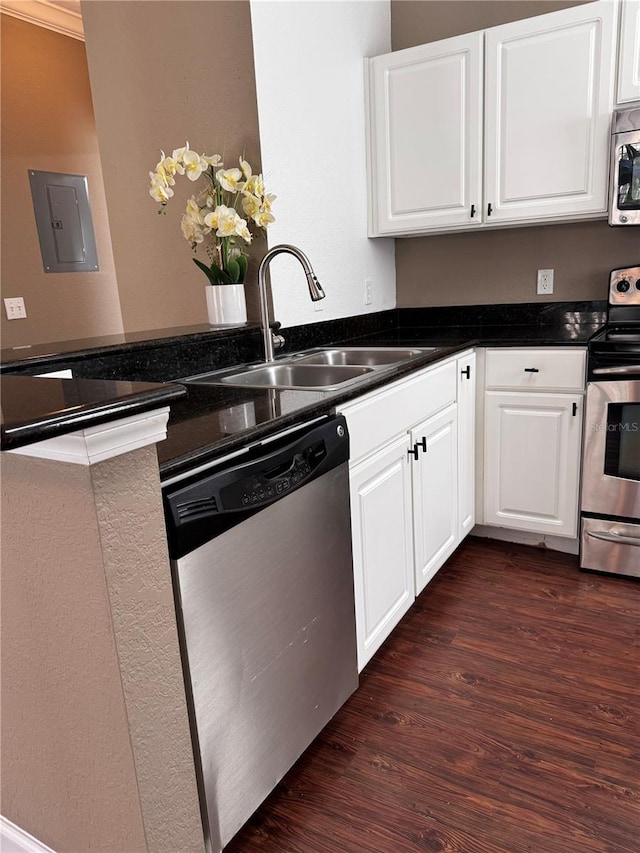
[337,350,475,670]
[482,347,586,539]
[412,403,458,595]
[484,392,582,537]
[349,435,414,665]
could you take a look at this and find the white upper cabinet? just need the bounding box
[366,0,618,236]
[484,1,617,225]
[367,33,483,235]
[617,0,640,103]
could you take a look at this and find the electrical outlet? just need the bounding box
[4,297,27,319]
[364,279,373,305]
[537,269,554,295]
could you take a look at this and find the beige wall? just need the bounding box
[390,0,638,307]
[1,453,147,852]
[1,447,204,853]
[82,0,265,332]
[0,16,123,348]
[396,221,639,307]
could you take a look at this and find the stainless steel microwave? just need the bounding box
[609,104,640,225]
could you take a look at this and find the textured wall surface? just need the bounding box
[250,0,396,327]
[1,446,205,852]
[82,0,265,330]
[0,454,147,852]
[389,0,637,307]
[0,16,123,348]
[91,447,205,853]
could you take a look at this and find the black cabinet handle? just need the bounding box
[461,365,471,379]
[524,367,539,373]
[409,439,427,460]
[487,203,493,216]
[470,204,476,218]
[572,402,578,416]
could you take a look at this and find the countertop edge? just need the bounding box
[1,380,187,451]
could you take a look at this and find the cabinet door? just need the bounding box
[457,352,476,541]
[412,403,458,595]
[349,434,414,670]
[617,0,640,104]
[484,1,616,224]
[367,32,483,235]
[484,392,582,537]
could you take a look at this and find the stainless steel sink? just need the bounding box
[295,347,436,367]
[189,362,376,391]
[182,346,440,391]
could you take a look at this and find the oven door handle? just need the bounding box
[587,530,640,547]
[591,365,640,376]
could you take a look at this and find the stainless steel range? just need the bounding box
[581,265,640,577]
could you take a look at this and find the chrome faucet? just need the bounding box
[258,244,325,362]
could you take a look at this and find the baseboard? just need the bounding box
[472,524,580,556]
[0,817,56,853]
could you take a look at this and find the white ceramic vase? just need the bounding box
[205,284,247,325]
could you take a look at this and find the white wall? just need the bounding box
[250,0,395,328]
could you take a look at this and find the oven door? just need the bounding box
[582,380,640,518]
[609,128,640,225]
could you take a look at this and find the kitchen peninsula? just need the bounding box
[1,301,604,853]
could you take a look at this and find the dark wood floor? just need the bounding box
[226,537,640,853]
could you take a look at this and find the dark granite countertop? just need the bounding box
[1,300,606,473]
[0,322,261,372]
[1,375,187,450]
[157,342,471,478]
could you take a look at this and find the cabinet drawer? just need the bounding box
[485,348,585,392]
[337,360,457,464]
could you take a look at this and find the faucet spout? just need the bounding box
[258,244,325,362]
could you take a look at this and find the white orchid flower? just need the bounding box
[183,149,208,181]
[239,158,252,180]
[254,209,275,228]
[241,193,261,220]
[216,168,244,193]
[160,155,183,180]
[243,173,265,198]
[172,142,190,162]
[184,196,207,225]
[149,182,173,203]
[204,154,223,168]
[261,193,276,213]
[149,172,173,203]
[206,205,238,237]
[235,216,252,243]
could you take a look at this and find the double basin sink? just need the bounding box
[183,347,439,391]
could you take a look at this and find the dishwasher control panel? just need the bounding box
[233,445,324,508]
[162,416,349,560]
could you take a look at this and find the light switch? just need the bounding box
[4,297,27,319]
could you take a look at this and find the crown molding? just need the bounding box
[0,0,84,41]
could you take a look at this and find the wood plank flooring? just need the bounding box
[226,537,639,853]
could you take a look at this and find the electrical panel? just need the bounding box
[28,170,99,273]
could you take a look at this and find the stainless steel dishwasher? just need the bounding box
[162,415,358,853]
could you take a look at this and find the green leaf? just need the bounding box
[192,257,213,279]
[236,253,248,283]
[226,259,240,283]
[207,262,225,284]
[218,268,233,284]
